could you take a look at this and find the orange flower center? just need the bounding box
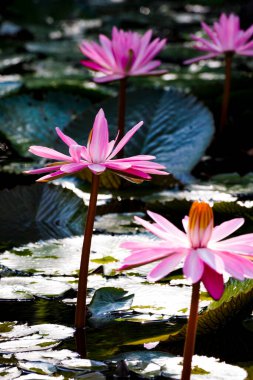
[188,201,214,248]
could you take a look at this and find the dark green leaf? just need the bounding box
[89,287,134,316]
[0,91,90,157]
[0,183,85,247]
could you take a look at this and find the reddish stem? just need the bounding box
[220,52,233,133]
[75,328,87,358]
[75,174,100,329]
[181,281,200,380]
[117,77,127,158]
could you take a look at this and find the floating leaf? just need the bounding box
[58,358,107,371]
[112,352,247,380]
[89,287,134,317]
[0,184,84,248]
[94,212,144,234]
[0,234,149,276]
[0,91,90,157]
[160,279,253,351]
[0,366,21,379]
[0,323,73,355]
[0,277,72,300]
[64,88,214,183]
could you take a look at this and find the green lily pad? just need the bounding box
[64,88,214,183]
[0,323,73,355]
[15,349,78,362]
[0,277,72,300]
[0,91,90,157]
[58,358,107,371]
[0,184,85,248]
[112,352,247,379]
[89,287,134,316]
[0,366,21,379]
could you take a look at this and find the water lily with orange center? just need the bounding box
[119,201,253,380]
[119,201,253,300]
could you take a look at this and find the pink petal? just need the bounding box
[114,155,156,161]
[119,248,173,269]
[214,251,245,280]
[29,146,72,161]
[183,250,204,283]
[182,216,189,233]
[133,69,167,77]
[115,168,152,181]
[88,163,106,174]
[108,121,143,159]
[24,165,62,175]
[80,60,104,71]
[104,161,132,171]
[36,170,66,182]
[184,53,219,65]
[147,251,186,282]
[89,109,109,162]
[94,74,125,83]
[61,162,89,173]
[147,211,188,244]
[56,128,78,147]
[202,264,224,300]
[134,215,178,241]
[69,145,83,162]
[210,218,244,242]
[196,248,224,274]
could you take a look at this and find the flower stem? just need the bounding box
[117,77,127,158]
[75,328,87,358]
[75,173,100,329]
[181,281,200,380]
[220,52,233,133]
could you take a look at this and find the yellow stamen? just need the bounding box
[189,201,213,230]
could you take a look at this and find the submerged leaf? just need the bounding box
[0,91,90,157]
[0,184,84,248]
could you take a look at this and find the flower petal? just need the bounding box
[119,248,173,270]
[89,109,109,162]
[61,162,89,173]
[147,251,186,282]
[210,218,244,242]
[183,250,204,283]
[147,210,188,243]
[56,127,78,147]
[28,146,71,161]
[202,265,224,300]
[88,163,106,174]
[196,248,224,274]
[107,121,143,159]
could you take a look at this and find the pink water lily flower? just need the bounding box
[80,27,167,83]
[119,201,253,300]
[25,109,168,182]
[185,13,253,64]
